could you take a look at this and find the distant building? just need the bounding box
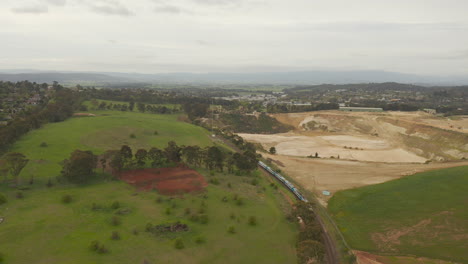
[339,107,384,112]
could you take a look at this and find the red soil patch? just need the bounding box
[120,167,208,195]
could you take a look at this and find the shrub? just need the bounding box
[199,214,209,224]
[111,231,121,240]
[155,197,163,203]
[209,178,220,185]
[110,216,121,226]
[174,238,184,249]
[229,213,236,220]
[16,192,24,199]
[97,245,109,254]
[89,240,100,251]
[46,178,53,188]
[111,201,120,209]
[165,208,172,215]
[227,182,232,188]
[189,214,199,222]
[195,236,205,244]
[251,178,258,186]
[61,194,73,204]
[184,208,191,215]
[0,194,7,205]
[132,228,139,235]
[153,130,159,135]
[235,198,244,206]
[227,226,236,234]
[145,223,153,232]
[40,142,48,147]
[248,216,257,226]
[221,196,228,202]
[130,133,136,139]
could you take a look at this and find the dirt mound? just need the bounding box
[120,167,207,195]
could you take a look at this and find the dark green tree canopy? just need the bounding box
[61,150,97,183]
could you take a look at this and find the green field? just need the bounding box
[10,110,212,183]
[328,166,468,263]
[0,109,298,263]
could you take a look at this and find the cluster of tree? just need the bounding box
[182,102,210,120]
[293,202,326,264]
[219,112,293,134]
[106,141,258,174]
[0,87,83,153]
[93,100,179,114]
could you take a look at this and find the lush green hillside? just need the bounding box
[0,109,298,264]
[328,166,468,263]
[10,110,212,183]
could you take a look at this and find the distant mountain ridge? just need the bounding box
[0,70,467,86]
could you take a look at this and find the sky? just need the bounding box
[1,0,468,75]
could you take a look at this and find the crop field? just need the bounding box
[9,110,212,182]
[328,166,468,263]
[0,108,297,264]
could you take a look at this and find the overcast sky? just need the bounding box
[1,0,468,75]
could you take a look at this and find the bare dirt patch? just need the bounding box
[120,167,208,195]
[354,250,456,264]
[73,113,96,117]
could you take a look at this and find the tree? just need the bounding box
[164,141,182,163]
[182,103,209,120]
[204,146,224,171]
[297,240,325,264]
[315,152,319,158]
[182,145,201,167]
[110,153,124,174]
[269,147,276,154]
[135,149,148,167]
[120,145,133,167]
[137,102,146,113]
[61,150,97,183]
[3,152,29,186]
[148,147,166,167]
[129,101,135,111]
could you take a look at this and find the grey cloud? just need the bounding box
[44,0,67,6]
[154,5,189,14]
[89,0,133,16]
[11,5,49,14]
[193,0,241,6]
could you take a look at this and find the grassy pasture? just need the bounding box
[9,110,212,182]
[328,166,468,263]
[0,170,297,264]
[0,108,298,263]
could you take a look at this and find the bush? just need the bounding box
[61,194,73,204]
[111,201,121,209]
[184,208,191,215]
[132,228,139,235]
[229,213,236,220]
[195,236,205,244]
[227,182,232,188]
[110,216,121,226]
[251,178,258,186]
[174,238,184,249]
[155,197,163,203]
[89,240,100,251]
[111,231,121,240]
[16,192,24,199]
[145,223,153,232]
[189,214,199,222]
[165,208,172,215]
[209,178,220,185]
[154,130,159,135]
[235,198,244,206]
[199,214,209,224]
[39,142,48,147]
[130,133,136,138]
[0,194,7,205]
[46,178,54,188]
[227,226,236,234]
[97,245,109,254]
[248,216,257,226]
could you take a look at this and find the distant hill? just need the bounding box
[0,70,467,86]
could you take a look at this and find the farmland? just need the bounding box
[328,166,468,263]
[0,108,298,264]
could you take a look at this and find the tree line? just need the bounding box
[61,141,259,184]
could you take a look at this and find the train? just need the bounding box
[258,161,308,203]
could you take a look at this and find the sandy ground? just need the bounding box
[261,152,468,204]
[240,133,427,163]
